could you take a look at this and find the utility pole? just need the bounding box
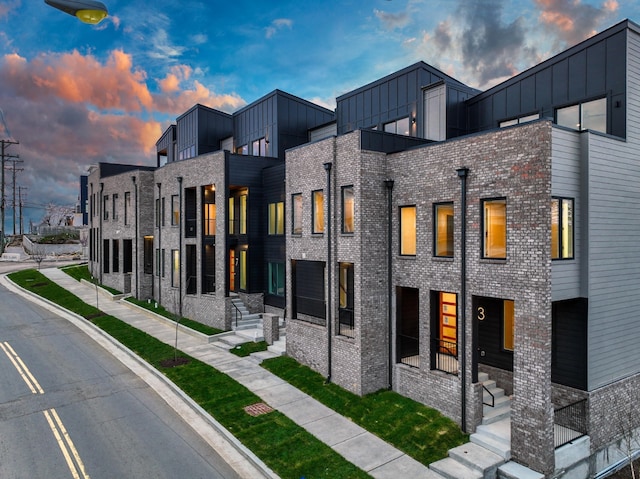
[7,158,24,235]
[18,186,27,235]
[0,139,19,251]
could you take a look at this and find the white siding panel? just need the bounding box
[587,28,640,389]
[551,128,582,300]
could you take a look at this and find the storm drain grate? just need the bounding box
[244,402,274,417]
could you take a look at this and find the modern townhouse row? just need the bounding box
[87,19,640,478]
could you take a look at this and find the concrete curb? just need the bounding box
[0,273,279,479]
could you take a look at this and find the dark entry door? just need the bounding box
[473,296,513,371]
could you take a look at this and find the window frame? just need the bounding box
[171,249,180,288]
[268,201,284,235]
[103,195,109,221]
[112,193,118,221]
[291,193,302,235]
[338,262,355,338]
[556,97,607,134]
[312,190,324,234]
[433,202,454,258]
[481,197,507,259]
[551,197,574,260]
[124,191,131,225]
[268,262,285,296]
[171,194,180,226]
[341,185,354,234]
[399,205,417,256]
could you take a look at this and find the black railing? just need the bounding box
[338,309,354,338]
[398,334,419,368]
[430,338,458,375]
[232,301,243,328]
[186,275,197,295]
[482,385,495,408]
[554,399,588,448]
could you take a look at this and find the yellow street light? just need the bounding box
[44,0,108,25]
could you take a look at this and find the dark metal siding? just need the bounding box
[177,105,232,158]
[263,164,286,308]
[467,26,627,138]
[552,298,588,390]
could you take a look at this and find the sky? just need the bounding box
[0,0,639,233]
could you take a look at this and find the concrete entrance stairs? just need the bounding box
[216,296,287,361]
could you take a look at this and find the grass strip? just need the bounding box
[8,269,370,479]
[262,356,469,465]
[60,265,222,336]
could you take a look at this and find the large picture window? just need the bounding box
[383,117,410,136]
[551,197,574,259]
[556,98,606,134]
[434,203,454,257]
[482,198,506,259]
[312,190,324,234]
[292,193,302,234]
[341,186,354,234]
[268,262,285,296]
[400,205,417,256]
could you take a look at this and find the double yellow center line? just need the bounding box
[1,341,90,479]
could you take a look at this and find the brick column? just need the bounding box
[262,313,280,345]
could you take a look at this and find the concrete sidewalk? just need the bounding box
[29,267,433,479]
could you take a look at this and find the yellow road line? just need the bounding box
[44,408,91,479]
[0,341,44,394]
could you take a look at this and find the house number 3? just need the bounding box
[477,307,485,321]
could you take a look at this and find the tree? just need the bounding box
[41,203,75,227]
[30,243,46,270]
[612,390,640,479]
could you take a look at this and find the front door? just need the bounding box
[473,296,514,372]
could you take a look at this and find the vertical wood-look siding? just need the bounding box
[551,128,583,300]
[586,28,640,389]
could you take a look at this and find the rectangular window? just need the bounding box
[171,195,179,226]
[143,236,153,274]
[155,248,160,276]
[236,145,248,155]
[268,201,284,235]
[434,203,454,257]
[556,97,606,134]
[203,244,215,293]
[292,193,302,234]
[551,197,574,259]
[228,197,235,234]
[312,190,324,234]
[155,198,160,227]
[171,249,179,288]
[341,186,354,234]
[268,262,285,296]
[103,195,109,221]
[203,186,216,236]
[161,197,165,226]
[383,116,410,136]
[123,239,132,273]
[292,260,325,320]
[239,194,247,234]
[112,239,119,273]
[430,291,458,374]
[239,250,247,291]
[499,113,540,128]
[112,194,118,221]
[185,187,196,238]
[338,263,354,338]
[252,137,267,156]
[103,239,110,273]
[124,191,131,225]
[482,198,506,259]
[400,205,417,256]
[186,245,197,294]
[503,299,515,351]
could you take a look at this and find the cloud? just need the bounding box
[534,0,618,45]
[374,9,410,30]
[0,0,20,19]
[265,18,293,39]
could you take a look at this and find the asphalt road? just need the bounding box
[0,273,240,479]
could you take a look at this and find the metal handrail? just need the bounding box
[482,384,495,408]
[231,300,243,328]
[554,399,588,448]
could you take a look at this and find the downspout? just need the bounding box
[177,176,183,317]
[132,176,138,298]
[157,182,162,306]
[324,161,333,384]
[99,182,104,285]
[384,179,395,389]
[457,167,469,433]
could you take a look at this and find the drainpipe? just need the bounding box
[324,161,333,384]
[157,182,162,307]
[132,176,138,298]
[99,182,104,285]
[457,167,469,433]
[384,179,395,389]
[177,176,183,317]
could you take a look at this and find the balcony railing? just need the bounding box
[554,399,588,448]
[431,338,458,375]
[398,334,419,368]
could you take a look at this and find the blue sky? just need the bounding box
[0,0,638,232]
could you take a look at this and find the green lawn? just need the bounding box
[230,340,268,357]
[263,356,469,465]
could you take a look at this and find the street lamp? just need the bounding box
[44,0,108,25]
